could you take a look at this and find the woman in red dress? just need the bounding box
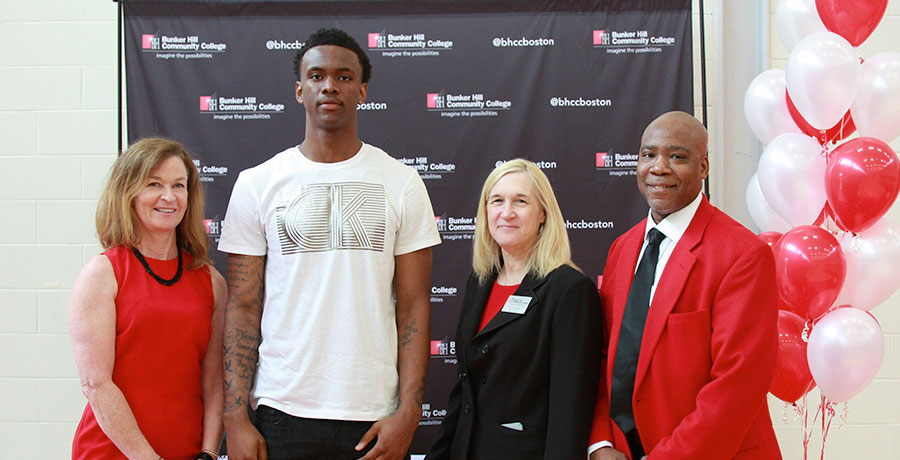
[69,138,225,460]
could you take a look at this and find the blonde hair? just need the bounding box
[472,159,577,281]
[95,138,209,269]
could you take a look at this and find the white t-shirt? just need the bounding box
[218,143,441,421]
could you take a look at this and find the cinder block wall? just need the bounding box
[1,1,118,457]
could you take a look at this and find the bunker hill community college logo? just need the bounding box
[592,28,677,54]
[141,32,226,60]
[418,402,448,428]
[435,214,476,241]
[368,31,453,57]
[429,339,457,366]
[142,34,160,50]
[198,94,286,121]
[429,285,458,304]
[191,158,228,183]
[426,91,512,118]
[395,156,456,181]
[595,151,638,177]
[203,218,222,236]
[430,339,456,357]
[203,217,224,245]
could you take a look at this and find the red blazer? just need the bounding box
[590,197,782,459]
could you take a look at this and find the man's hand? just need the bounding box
[590,446,629,460]
[355,407,419,460]
[224,417,268,460]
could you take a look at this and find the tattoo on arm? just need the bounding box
[223,255,265,416]
[415,377,426,405]
[223,327,261,414]
[400,318,418,347]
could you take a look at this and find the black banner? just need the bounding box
[124,1,692,455]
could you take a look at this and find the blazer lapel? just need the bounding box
[606,220,648,384]
[476,272,545,338]
[459,273,496,343]
[635,198,714,384]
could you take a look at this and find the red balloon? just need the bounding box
[758,231,783,251]
[777,295,798,315]
[774,225,846,320]
[825,137,900,233]
[759,233,802,315]
[770,310,816,402]
[816,0,888,47]
[786,89,855,145]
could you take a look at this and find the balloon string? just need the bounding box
[801,390,812,460]
[813,206,827,227]
[841,401,848,425]
[820,394,825,460]
[808,393,824,457]
[820,396,836,460]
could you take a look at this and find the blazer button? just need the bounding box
[481,376,487,384]
[458,372,467,380]
[464,404,471,414]
[480,345,489,354]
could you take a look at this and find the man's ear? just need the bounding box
[358,82,367,104]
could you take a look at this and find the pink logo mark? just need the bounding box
[430,340,443,355]
[142,34,155,49]
[593,30,605,45]
[203,219,213,234]
[426,93,439,109]
[199,96,212,111]
[368,33,381,48]
[596,152,608,168]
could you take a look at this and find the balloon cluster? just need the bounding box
[744,1,897,413]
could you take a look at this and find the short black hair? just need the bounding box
[294,28,372,83]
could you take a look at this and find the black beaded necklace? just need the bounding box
[131,246,183,286]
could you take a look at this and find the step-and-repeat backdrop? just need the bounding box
[124,0,692,455]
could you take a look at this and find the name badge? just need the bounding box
[501,295,532,315]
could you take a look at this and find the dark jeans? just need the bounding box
[254,405,376,460]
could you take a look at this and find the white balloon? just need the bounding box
[758,133,827,226]
[746,172,793,233]
[851,51,900,143]
[744,69,803,144]
[776,0,827,51]
[835,218,900,310]
[786,32,860,130]
[807,307,884,403]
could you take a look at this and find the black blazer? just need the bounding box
[426,265,603,460]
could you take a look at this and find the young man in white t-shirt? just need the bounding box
[219,28,440,460]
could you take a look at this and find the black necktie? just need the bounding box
[610,227,666,435]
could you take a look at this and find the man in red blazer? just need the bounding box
[589,111,782,460]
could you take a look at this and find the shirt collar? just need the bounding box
[643,191,704,244]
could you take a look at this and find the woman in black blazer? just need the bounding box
[426,159,603,460]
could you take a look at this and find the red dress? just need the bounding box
[72,246,214,460]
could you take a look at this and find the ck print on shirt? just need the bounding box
[276,182,387,254]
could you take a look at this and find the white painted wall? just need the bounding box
[1,1,118,457]
[0,0,897,457]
